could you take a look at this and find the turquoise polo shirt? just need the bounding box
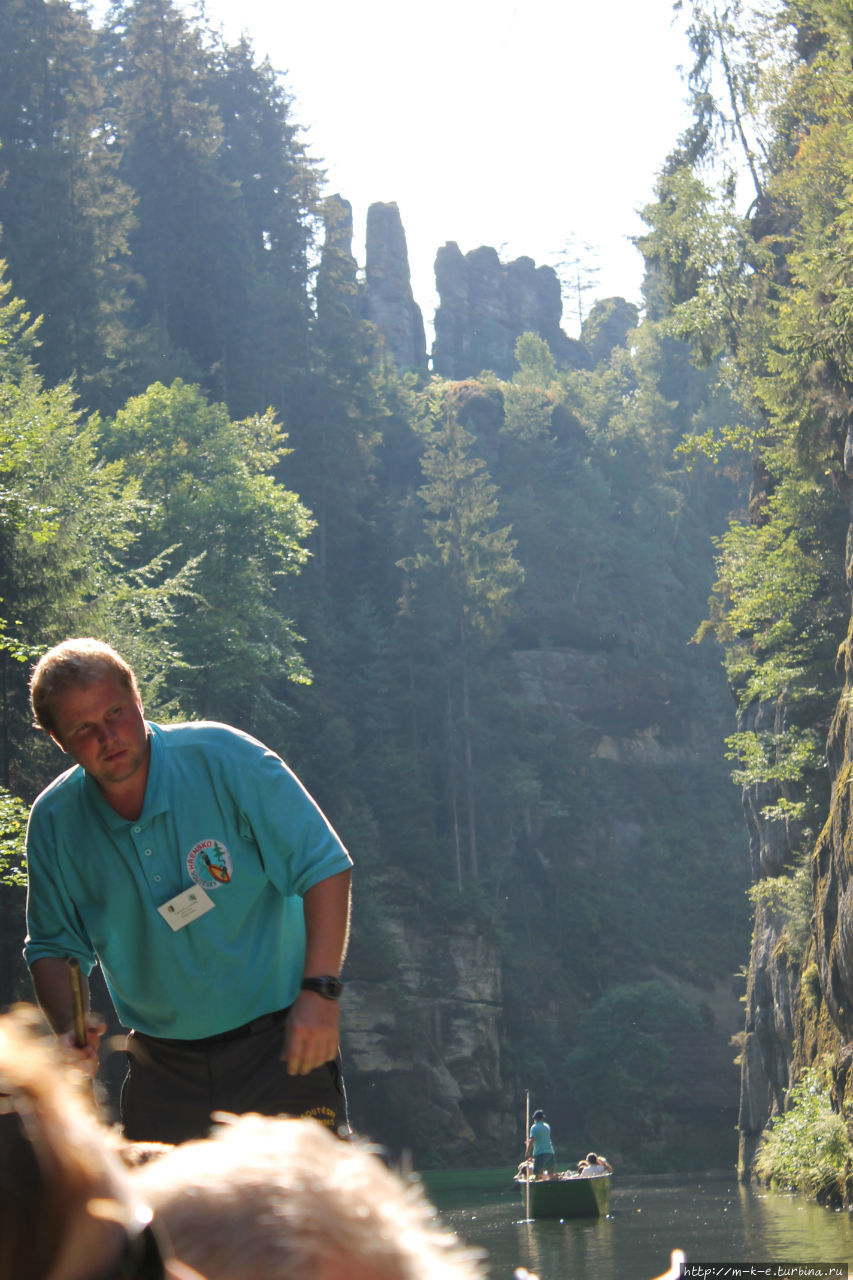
[530,1121,554,1155]
[24,721,352,1038]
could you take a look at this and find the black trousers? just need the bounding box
[120,1008,349,1145]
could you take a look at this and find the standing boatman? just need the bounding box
[23,637,353,1144]
[524,1108,557,1179]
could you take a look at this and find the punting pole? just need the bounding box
[67,956,87,1049]
[525,1088,531,1220]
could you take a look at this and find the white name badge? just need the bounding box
[157,886,215,931]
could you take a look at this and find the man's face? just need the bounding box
[50,674,149,792]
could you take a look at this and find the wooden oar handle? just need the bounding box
[67,957,87,1049]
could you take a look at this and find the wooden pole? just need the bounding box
[525,1088,531,1220]
[67,957,87,1049]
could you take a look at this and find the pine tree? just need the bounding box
[103,0,234,388]
[399,388,523,882]
[0,0,135,405]
[205,35,317,418]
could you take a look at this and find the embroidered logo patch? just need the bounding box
[187,839,233,889]
[302,1105,337,1130]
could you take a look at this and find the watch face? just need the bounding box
[303,976,343,999]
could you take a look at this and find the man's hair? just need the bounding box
[135,1113,485,1280]
[0,1009,484,1280]
[0,1006,136,1280]
[30,638,139,734]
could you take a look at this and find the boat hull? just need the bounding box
[519,1173,611,1219]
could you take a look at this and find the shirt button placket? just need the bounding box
[130,824,160,891]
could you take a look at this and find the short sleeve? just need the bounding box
[24,802,97,972]
[220,731,352,897]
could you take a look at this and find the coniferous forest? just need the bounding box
[5,0,853,1190]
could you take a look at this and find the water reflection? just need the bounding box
[747,1182,853,1260]
[430,1173,853,1280]
[513,1214,616,1279]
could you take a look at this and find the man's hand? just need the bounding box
[284,869,349,1075]
[57,1012,107,1078]
[31,956,106,1076]
[282,990,340,1075]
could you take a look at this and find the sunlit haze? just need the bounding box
[93,0,695,337]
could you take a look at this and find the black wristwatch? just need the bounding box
[301,975,343,1001]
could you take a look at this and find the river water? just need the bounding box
[424,1171,853,1280]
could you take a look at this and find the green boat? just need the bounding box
[517,1173,612,1219]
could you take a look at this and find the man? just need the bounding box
[524,1109,556,1180]
[579,1151,612,1177]
[23,637,353,1145]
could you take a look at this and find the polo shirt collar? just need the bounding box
[82,723,170,830]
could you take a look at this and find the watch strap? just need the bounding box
[301,975,343,1001]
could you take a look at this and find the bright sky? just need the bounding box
[99,0,697,339]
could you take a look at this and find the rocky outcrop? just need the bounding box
[317,197,427,370]
[734,697,804,1175]
[316,194,361,327]
[813,612,853,1043]
[321,200,630,379]
[342,918,510,1164]
[432,242,585,378]
[511,647,724,758]
[364,202,427,370]
[797,582,853,1133]
[581,297,640,366]
[736,506,853,1183]
[738,897,800,1173]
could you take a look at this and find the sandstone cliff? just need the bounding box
[317,194,361,324]
[364,203,427,371]
[317,196,427,370]
[322,200,635,381]
[342,641,746,1169]
[735,697,803,1174]
[343,919,509,1163]
[432,242,586,378]
[790,549,853,1159]
[732,539,853,1192]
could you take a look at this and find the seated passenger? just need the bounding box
[579,1151,612,1176]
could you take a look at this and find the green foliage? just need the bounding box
[748,853,813,962]
[0,0,319,417]
[102,379,313,734]
[0,364,200,784]
[513,333,557,387]
[726,726,824,790]
[0,787,27,887]
[0,255,40,380]
[402,389,523,641]
[0,0,136,403]
[0,0,762,1169]
[566,980,703,1140]
[755,1065,853,1200]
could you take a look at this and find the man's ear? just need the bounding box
[49,731,68,754]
